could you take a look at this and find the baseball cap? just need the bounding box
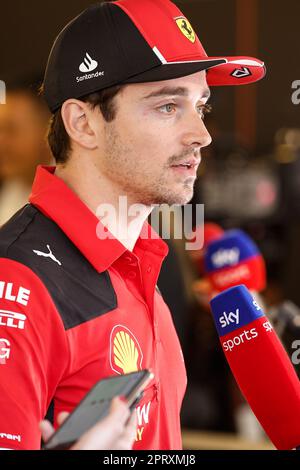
[43,0,266,113]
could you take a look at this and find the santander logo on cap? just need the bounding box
[79,52,98,73]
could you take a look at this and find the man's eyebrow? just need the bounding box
[142,86,211,100]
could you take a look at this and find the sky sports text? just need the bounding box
[0,80,5,104]
[222,321,273,352]
[96,198,205,250]
[219,299,261,329]
[211,247,240,268]
[223,329,300,367]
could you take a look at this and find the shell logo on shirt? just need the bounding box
[110,325,143,374]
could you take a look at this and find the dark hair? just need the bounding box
[47,85,123,164]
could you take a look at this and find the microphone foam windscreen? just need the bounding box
[204,229,266,292]
[210,285,300,450]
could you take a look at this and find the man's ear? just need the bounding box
[61,99,99,151]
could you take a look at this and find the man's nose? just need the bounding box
[182,110,212,149]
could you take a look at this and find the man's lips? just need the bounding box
[170,157,201,174]
[170,157,201,169]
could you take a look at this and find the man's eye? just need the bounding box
[159,103,176,113]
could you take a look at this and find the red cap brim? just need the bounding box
[207,56,266,86]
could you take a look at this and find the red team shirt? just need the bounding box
[0,166,187,450]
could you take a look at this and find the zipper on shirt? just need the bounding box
[153,382,160,402]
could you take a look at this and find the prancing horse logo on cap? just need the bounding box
[175,17,196,43]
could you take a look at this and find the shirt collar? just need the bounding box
[29,166,168,272]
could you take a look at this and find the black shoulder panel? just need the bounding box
[0,205,117,330]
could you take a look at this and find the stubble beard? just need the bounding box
[103,124,196,207]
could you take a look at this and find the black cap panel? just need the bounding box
[44,3,160,112]
[123,59,226,84]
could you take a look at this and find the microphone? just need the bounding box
[204,229,266,293]
[210,284,300,450]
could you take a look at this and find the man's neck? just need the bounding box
[55,160,152,252]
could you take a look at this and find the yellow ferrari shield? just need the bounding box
[176,17,196,43]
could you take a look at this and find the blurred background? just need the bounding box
[1,0,300,450]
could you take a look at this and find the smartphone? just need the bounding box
[43,369,153,450]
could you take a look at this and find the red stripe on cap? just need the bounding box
[114,0,208,62]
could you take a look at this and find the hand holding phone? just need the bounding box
[69,396,137,450]
[43,370,153,450]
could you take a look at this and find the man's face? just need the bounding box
[95,70,212,206]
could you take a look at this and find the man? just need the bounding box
[0,87,52,226]
[0,0,265,450]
